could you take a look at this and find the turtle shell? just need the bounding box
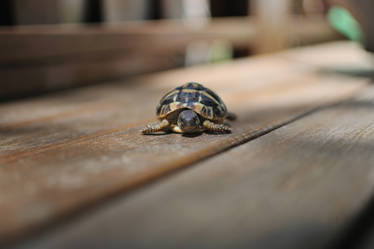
[156,82,227,121]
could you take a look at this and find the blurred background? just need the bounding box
[0,0,371,100]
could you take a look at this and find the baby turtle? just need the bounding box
[142,82,236,134]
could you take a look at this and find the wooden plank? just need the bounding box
[0,42,370,246]
[0,17,338,63]
[0,53,178,99]
[0,17,340,98]
[0,17,252,63]
[15,87,374,249]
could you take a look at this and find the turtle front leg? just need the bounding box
[142,119,170,134]
[203,120,231,133]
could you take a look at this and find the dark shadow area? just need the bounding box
[0,0,13,26]
[142,132,171,136]
[210,0,249,17]
[329,194,374,249]
[143,130,227,137]
[84,0,102,23]
[148,0,162,20]
[182,132,202,138]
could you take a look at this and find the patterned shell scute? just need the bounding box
[156,82,227,120]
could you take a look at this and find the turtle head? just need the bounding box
[177,110,201,133]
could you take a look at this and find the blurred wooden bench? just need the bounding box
[1,41,374,249]
[0,17,340,99]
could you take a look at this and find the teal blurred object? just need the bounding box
[327,6,364,43]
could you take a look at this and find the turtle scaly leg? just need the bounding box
[203,120,231,133]
[142,119,170,134]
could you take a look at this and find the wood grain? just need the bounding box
[0,42,371,246]
[16,87,374,249]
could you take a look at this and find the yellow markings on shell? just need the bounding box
[207,106,214,119]
[161,90,179,103]
[200,91,220,105]
[161,104,171,115]
[192,102,204,113]
[169,102,180,111]
[159,105,165,114]
[158,105,165,116]
[200,105,214,119]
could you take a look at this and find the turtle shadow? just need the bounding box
[204,131,232,136]
[141,130,231,137]
[141,130,171,136]
[141,130,203,137]
[142,131,203,137]
[182,132,203,138]
[142,133,168,136]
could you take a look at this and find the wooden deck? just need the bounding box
[1,41,374,249]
